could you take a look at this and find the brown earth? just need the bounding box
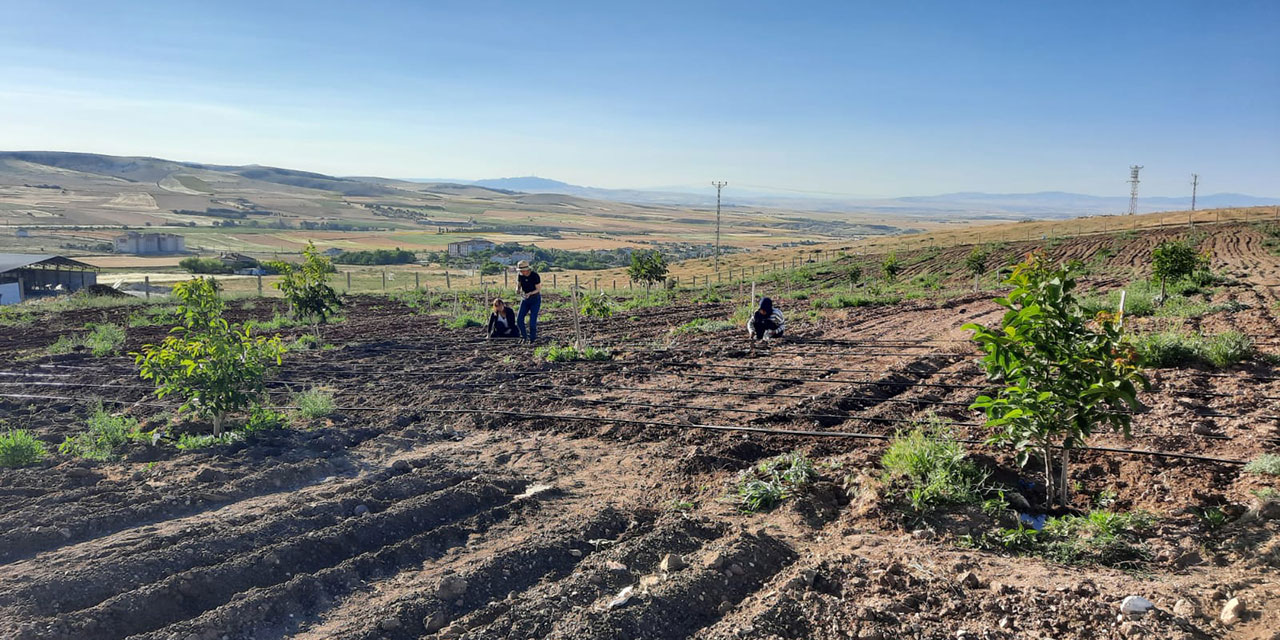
[0,223,1278,639]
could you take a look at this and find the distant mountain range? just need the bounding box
[415,176,1280,218]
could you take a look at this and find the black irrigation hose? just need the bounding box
[0,391,1248,465]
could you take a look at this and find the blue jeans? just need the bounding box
[517,294,541,342]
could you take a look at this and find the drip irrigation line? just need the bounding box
[2,391,1241,465]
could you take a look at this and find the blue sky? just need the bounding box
[1,0,1276,197]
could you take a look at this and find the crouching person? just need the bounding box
[748,297,785,341]
[487,298,521,339]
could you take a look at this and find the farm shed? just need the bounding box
[113,231,186,254]
[0,254,99,304]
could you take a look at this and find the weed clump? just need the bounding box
[1133,330,1254,368]
[0,430,48,467]
[244,405,289,433]
[292,389,336,419]
[536,344,611,362]
[733,452,818,512]
[47,323,126,357]
[670,318,734,335]
[880,426,987,513]
[962,510,1153,567]
[1244,454,1280,476]
[59,403,139,461]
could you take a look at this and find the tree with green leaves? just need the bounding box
[1151,240,1209,303]
[275,241,342,329]
[134,277,285,436]
[964,253,1147,508]
[627,250,669,292]
[965,247,990,292]
[881,253,901,282]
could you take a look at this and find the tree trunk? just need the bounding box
[1159,276,1167,305]
[213,412,225,437]
[974,272,980,292]
[1042,446,1055,510]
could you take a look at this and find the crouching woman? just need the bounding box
[747,297,785,341]
[487,298,521,339]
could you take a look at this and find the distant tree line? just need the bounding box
[332,248,417,265]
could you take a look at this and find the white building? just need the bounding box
[113,232,186,254]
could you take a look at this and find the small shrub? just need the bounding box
[285,334,321,352]
[59,403,138,461]
[292,389,336,420]
[535,344,612,362]
[1244,454,1280,476]
[180,257,234,274]
[244,313,303,332]
[812,292,903,309]
[968,509,1153,566]
[0,430,48,467]
[1193,506,1229,531]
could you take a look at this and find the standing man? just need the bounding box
[515,260,542,343]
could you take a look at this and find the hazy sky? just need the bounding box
[1,1,1276,196]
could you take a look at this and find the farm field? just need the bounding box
[1,222,1279,639]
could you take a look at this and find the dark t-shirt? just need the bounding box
[518,271,541,295]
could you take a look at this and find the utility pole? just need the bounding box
[712,181,728,268]
[1190,173,1199,211]
[1127,165,1143,216]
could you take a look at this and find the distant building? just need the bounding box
[322,248,344,258]
[113,232,185,255]
[447,238,495,257]
[14,228,30,238]
[492,251,534,266]
[217,252,257,268]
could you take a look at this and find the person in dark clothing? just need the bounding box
[515,260,542,343]
[748,296,786,341]
[486,298,521,339]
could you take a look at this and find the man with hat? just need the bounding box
[514,260,542,343]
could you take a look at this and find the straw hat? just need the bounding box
[517,260,531,270]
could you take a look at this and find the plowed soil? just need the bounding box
[1,223,1278,639]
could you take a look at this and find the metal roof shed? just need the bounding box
[0,254,99,304]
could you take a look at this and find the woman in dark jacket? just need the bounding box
[486,298,521,339]
[748,296,786,341]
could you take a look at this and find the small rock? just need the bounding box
[989,581,1010,595]
[193,467,227,483]
[353,504,369,516]
[569,549,583,558]
[66,467,96,478]
[1220,597,1244,626]
[379,618,401,632]
[911,529,935,540]
[608,586,634,609]
[1006,491,1032,511]
[391,459,411,473]
[1172,598,1199,618]
[958,571,981,589]
[1191,423,1215,436]
[729,563,746,576]
[783,576,808,591]
[423,611,449,633]
[1120,596,1154,615]
[660,553,686,572]
[606,561,628,573]
[1255,499,1280,520]
[436,575,468,600]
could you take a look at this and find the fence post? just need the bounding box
[415,272,420,290]
[346,271,351,292]
[144,276,150,301]
[445,271,451,289]
[571,275,583,347]
[382,269,386,291]
[504,269,508,288]
[751,281,756,309]
[613,279,616,291]
[257,274,262,296]
[593,277,599,291]
[553,273,557,289]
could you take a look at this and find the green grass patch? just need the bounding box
[812,292,904,309]
[0,429,48,467]
[244,405,289,433]
[880,425,987,513]
[46,323,126,357]
[1244,454,1280,476]
[127,306,180,328]
[175,432,239,450]
[618,290,675,310]
[58,403,140,461]
[441,311,485,329]
[733,452,818,512]
[963,509,1154,567]
[670,318,735,335]
[535,344,612,362]
[292,389,336,420]
[244,313,304,332]
[1134,330,1254,368]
